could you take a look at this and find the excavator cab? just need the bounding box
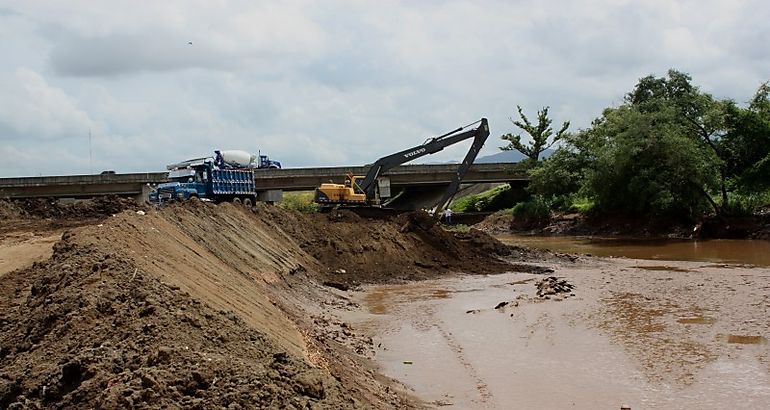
[314,177,368,206]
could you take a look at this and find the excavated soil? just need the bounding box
[0,199,520,409]
[0,198,140,236]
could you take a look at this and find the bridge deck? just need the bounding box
[0,163,527,199]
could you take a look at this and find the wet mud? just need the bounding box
[342,258,770,409]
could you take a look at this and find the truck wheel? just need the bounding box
[243,198,253,207]
[233,198,242,205]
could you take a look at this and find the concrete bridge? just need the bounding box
[0,163,528,202]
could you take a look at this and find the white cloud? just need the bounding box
[0,0,768,176]
[0,68,95,140]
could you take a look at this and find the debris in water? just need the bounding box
[536,276,575,299]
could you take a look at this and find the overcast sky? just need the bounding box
[1,0,768,176]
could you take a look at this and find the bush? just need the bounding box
[721,191,770,216]
[278,191,319,213]
[511,196,551,227]
[565,195,595,213]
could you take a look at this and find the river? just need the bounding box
[339,236,770,409]
[497,234,770,266]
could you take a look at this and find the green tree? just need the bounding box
[527,71,770,219]
[721,82,770,191]
[500,106,570,163]
[580,105,719,216]
[626,70,730,211]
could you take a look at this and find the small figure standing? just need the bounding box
[442,208,453,224]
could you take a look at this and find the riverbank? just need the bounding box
[339,254,770,409]
[477,210,770,240]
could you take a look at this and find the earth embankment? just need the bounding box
[0,199,516,408]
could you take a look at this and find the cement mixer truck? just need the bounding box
[148,150,282,205]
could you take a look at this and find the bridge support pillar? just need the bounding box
[134,184,153,204]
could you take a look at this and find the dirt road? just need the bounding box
[342,257,770,409]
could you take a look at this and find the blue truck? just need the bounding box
[149,150,281,205]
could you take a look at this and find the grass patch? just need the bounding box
[279,191,319,213]
[566,195,595,213]
[450,184,515,212]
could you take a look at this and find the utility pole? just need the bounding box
[89,128,93,174]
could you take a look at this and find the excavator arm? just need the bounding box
[432,120,489,214]
[356,118,490,204]
[314,118,490,210]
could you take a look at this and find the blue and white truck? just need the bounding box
[149,150,282,205]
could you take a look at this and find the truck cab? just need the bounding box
[149,163,209,203]
[258,155,281,169]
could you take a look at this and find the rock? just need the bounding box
[494,301,509,309]
[136,210,146,216]
[293,371,325,399]
[322,281,349,291]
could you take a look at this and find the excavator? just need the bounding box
[314,118,490,215]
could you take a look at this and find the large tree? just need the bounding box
[500,105,570,163]
[721,82,770,191]
[528,70,770,218]
[625,70,734,212]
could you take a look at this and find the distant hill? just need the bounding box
[475,148,554,163]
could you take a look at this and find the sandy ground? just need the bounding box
[0,233,60,277]
[340,256,770,409]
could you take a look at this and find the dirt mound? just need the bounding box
[0,201,520,408]
[0,201,25,220]
[255,206,514,285]
[10,196,141,219]
[474,210,513,234]
[0,239,358,409]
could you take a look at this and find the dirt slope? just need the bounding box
[0,240,355,409]
[257,206,514,285]
[1,200,515,408]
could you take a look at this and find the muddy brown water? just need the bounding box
[342,256,770,408]
[498,234,770,266]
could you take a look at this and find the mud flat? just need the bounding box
[340,256,770,409]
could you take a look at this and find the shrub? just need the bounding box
[511,196,551,227]
[278,191,319,213]
[721,191,770,216]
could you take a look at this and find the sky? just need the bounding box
[0,0,768,177]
